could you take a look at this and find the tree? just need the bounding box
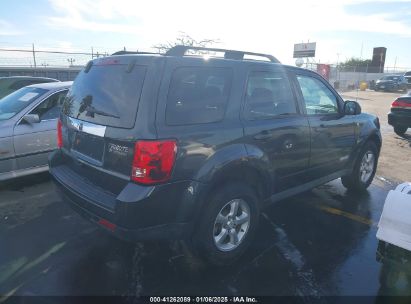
[339,57,372,70]
[153,32,219,54]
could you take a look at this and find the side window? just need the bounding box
[166,67,232,125]
[244,71,297,120]
[296,75,339,115]
[31,90,68,121]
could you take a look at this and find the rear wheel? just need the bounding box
[394,125,407,136]
[341,142,378,192]
[193,182,260,266]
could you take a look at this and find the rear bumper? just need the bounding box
[49,150,202,241]
[53,181,189,241]
[375,84,396,91]
[388,112,411,127]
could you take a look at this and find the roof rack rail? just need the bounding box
[165,45,280,63]
[111,51,158,56]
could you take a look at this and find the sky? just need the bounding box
[1,0,411,68]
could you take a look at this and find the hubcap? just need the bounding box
[213,199,251,252]
[359,151,375,183]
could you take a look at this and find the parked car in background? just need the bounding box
[49,46,381,265]
[0,76,59,99]
[404,71,411,88]
[388,92,411,135]
[375,75,408,92]
[0,81,71,181]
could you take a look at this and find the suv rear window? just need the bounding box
[62,63,147,129]
[166,67,232,125]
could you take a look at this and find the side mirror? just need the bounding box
[344,100,361,115]
[22,114,40,124]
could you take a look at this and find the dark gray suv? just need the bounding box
[49,46,382,265]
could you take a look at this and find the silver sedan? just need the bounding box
[0,81,72,181]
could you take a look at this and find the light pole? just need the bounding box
[336,53,340,82]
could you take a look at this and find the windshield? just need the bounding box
[0,87,48,121]
[62,63,147,129]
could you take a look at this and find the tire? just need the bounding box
[341,141,378,192]
[394,125,407,136]
[193,182,260,266]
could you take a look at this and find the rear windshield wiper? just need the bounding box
[85,106,120,119]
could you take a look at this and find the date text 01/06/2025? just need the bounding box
[149,296,258,303]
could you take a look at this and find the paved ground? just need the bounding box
[1,89,411,300]
[0,173,409,300]
[341,90,411,183]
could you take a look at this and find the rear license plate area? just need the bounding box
[72,132,105,162]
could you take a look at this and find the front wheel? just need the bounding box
[394,125,407,136]
[342,142,378,192]
[193,182,260,266]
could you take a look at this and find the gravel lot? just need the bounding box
[341,90,411,183]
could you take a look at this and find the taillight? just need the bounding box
[131,140,177,185]
[392,99,411,108]
[57,119,63,148]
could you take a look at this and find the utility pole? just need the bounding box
[360,42,363,60]
[32,43,37,68]
[336,53,340,83]
[394,56,397,73]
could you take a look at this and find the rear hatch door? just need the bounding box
[59,56,151,205]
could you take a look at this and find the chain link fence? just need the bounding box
[0,46,121,68]
[304,63,411,91]
[1,47,410,89]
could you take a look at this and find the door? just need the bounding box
[293,72,355,177]
[13,90,68,170]
[0,129,16,177]
[241,68,311,192]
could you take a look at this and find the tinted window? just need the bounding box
[405,72,411,76]
[62,64,147,129]
[31,90,68,120]
[297,75,338,115]
[0,87,48,121]
[244,71,296,120]
[381,76,399,81]
[166,67,232,125]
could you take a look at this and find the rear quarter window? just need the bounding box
[166,67,233,125]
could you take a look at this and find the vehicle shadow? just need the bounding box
[396,133,411,147]
[0,172,51,192]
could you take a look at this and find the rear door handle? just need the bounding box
[254,130,272,140]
